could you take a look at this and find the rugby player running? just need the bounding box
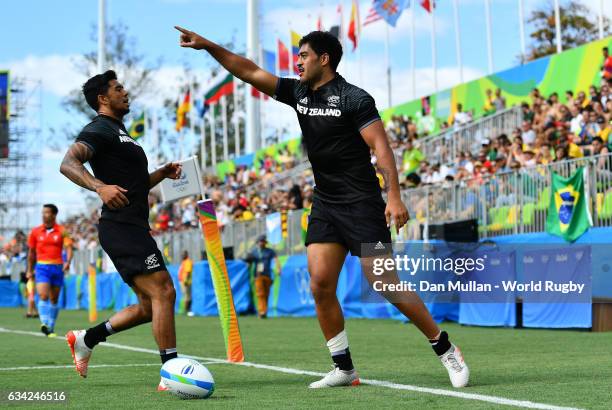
[59,70,182,390]
[176,27,469,388]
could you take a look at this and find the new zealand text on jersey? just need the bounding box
[296,105,342,117]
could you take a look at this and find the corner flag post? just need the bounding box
[159,156,245,362]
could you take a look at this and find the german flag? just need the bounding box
[129,112,145,140]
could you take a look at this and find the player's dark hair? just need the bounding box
[43,204,58,215]
[82,70,117,111]
[299,31,343,71]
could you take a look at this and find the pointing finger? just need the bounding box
[174,25,191,34]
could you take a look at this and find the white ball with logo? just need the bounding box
[160,358,215,399]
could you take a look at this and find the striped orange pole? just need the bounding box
[197,199,244,362]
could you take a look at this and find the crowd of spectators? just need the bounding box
[383,65,612,191]
[4,48,612,252]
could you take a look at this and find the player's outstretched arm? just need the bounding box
[175,26,278,96]
[59,142,130,210]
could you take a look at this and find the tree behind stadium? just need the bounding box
[525,0,610,62]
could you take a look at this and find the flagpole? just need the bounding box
[411,1,416,100]
[246,0,260,153]
[384,23,392,108]
[484,0,493,74]
[222,95,229,161]
[97,0,106,73]
[452,0,463,83]
[152,109,160,165]
[189,80,195,139]
[201,114,207,171]
[599,0,604,40]
[209,106,217,169]
[518,0,526,62]
[554,0,562,53]
[233,80,241,158]
[431,3,438,93]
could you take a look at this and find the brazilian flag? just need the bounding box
[545,167,592,242]
[129,112,145,140]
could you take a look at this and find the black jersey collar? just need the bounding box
[311,73,342,93]
[97,113,126,127]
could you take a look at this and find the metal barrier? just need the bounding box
[417,107,523,166]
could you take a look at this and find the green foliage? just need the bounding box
[526,0,610,61]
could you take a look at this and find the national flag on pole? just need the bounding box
[348,0,361,50]
[175,90,191,131]
[420,0,433,13]
[194,99,209,118]
[545,167,593,242]
[205,73,233,105]
[316,14,323,30]
[128,112,145,140]
[278,39,290,76]
[291,30,301,75]
[263,49,276,74]
[364,2,383,26]
[329,4,343,39]
[372,0,410,27]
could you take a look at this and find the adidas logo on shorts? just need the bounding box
[145,253,161,269]
[375,241,386,250]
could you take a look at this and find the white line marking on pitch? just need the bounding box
[0,326,582,410]
[0,362,220,371]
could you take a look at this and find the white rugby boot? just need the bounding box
[439,344,469,388]
[309,366,360,388]
[66,330,93,378]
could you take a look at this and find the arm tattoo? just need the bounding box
[59,142,105,192]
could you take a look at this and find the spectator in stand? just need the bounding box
[157,208,170,232]
[483,89,496,116]
[565,90,574,106]
[181,199,196,228]
[600,83,611,106]
[521,121,536,148]
[581,110,601,145]
[554,145,570,162]
[576,91,589,108]
[589,85,601,106]
[453,103,471,129]
[493,88,506,111]
[591,137,611,169]
[522,102,535,123]
[402,138,425,176]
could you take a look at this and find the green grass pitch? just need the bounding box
[0,308,610,409]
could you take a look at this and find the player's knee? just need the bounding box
[154,280,176,303]
[310,276,335,301]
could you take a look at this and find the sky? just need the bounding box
[2,0,612,223]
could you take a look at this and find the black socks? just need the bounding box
[83,321,113,349]
[331,347,354,371]
[160,348,178,364]
[430,331,452,356]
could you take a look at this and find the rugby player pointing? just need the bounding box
[176,27,469,388]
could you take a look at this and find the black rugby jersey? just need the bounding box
[274,74,382,203]
[76,114,150,229]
